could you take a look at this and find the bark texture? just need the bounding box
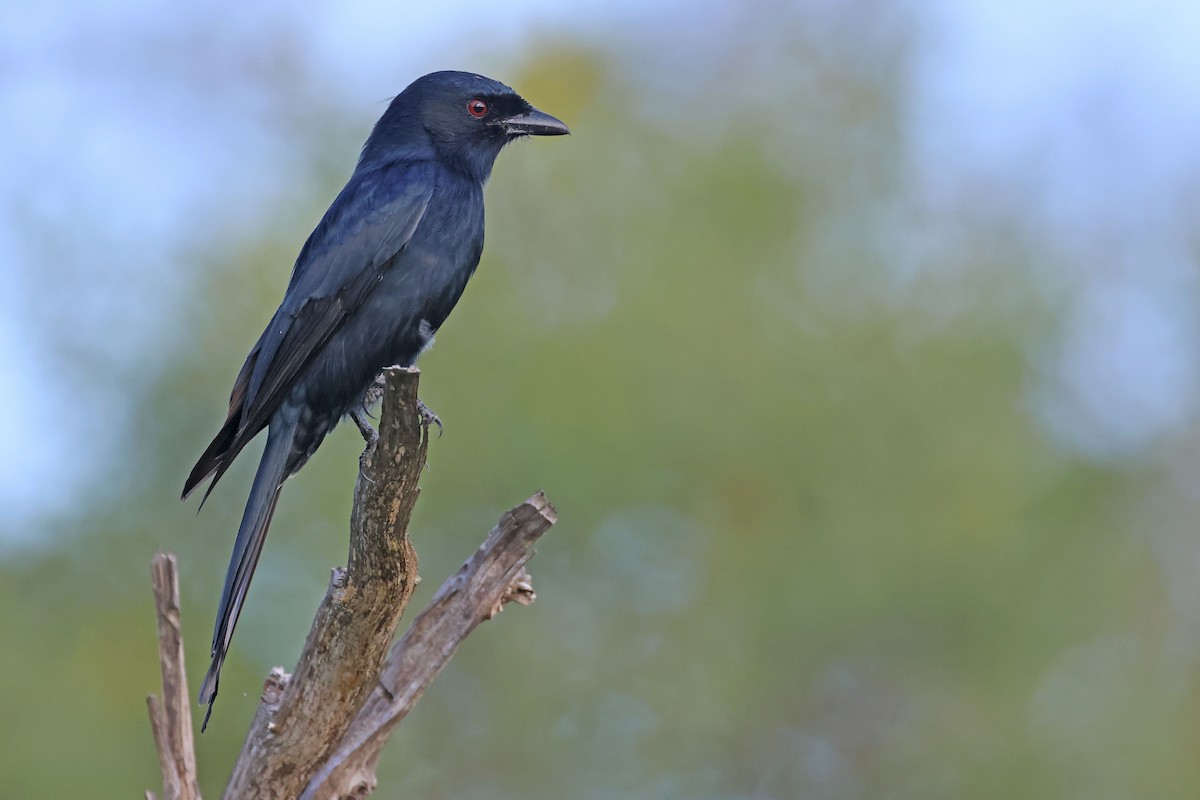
[147,552,201,800]
[224,367,428,799]
[146,366,557,800]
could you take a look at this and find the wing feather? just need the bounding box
[183,160,433,499]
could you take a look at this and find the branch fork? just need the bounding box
[148,367,556,799]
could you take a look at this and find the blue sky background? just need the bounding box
[2,0,1199,531]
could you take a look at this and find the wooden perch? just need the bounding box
[223,367,429,799]
[147,366,557,800]
[147,553,201,800]
[300,492,556,799]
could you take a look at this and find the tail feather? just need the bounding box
[182,345,263,503]
[182,413,269,509]
[198,412,297,730]
[182,415,238,505]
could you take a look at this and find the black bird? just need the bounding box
[182,71,567,728]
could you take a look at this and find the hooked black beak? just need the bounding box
[502,107,570,137]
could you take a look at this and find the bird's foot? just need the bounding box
[417,399,443,437]
[351,408,380,448]
[360,373,386,418]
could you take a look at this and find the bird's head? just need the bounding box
[360,71,569,182]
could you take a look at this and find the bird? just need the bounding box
[182,70,568,729]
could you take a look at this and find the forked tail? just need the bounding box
[198,412,297,731]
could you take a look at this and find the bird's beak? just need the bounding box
[502,107,570,137]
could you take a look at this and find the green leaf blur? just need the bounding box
[2,10,1196,800]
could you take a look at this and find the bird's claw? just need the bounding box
[417,399,443,436]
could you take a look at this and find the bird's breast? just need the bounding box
[288,174,486,421]
[392,177,486,326]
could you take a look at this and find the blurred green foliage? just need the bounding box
[3,14,1198,800]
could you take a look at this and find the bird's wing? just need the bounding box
[242,161,435,424]
[183,160,434,500]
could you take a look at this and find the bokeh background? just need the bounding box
[3,0,1199,797]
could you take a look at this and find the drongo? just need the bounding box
[183,71,568,728]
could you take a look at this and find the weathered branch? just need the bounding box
[147,366,557,798]
[148,552,201,800]
[224,367,428,800]
[300,492,557,799]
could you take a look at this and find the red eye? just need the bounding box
[467,98,488,118]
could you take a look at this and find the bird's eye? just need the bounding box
[467,99,489,118]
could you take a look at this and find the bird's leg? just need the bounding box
[352,373,388,447]
[351,408,379,448]
[353,405,379,484]
[417,399,443,437]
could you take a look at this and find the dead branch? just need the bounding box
[223,367,428,799]
[148,552,201,800]
[300,492,557,799]
[147,366,557,799]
